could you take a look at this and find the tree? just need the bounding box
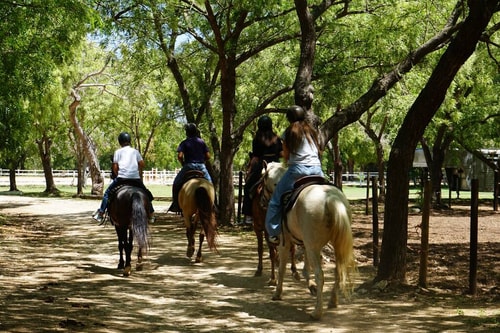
[377,0,499,283]
[0,0,97,191]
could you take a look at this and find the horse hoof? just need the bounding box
[267,279,277,286]
[123,266,131,277]
[309,285,317,296]
[292,271,301,281]
[186,247,195,258]
[271,293,282,301]
[117,263,124,269]
[309,310,322,320]
[195,256,202,263]
[136,263,143,271]
[254,270,262,277]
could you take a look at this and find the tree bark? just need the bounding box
[69,90,104,195]
[377,0,498,283]
[8,167,18,192]
[36,134,59,194]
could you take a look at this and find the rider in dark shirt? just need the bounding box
[241,115,282,225]
[169,123,212,213]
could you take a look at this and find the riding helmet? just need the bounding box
[257,115,272,131]
[286,105,306,122]
[185,123,198,138]
[118,132,131,145]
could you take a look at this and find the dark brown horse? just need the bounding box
[108,185,151,276]
[251,168,300,285]
[178,178,218,263]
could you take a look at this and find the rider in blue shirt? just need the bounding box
[169,123,212,213]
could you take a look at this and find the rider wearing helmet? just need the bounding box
[241,115,283,225]
[169,123,212,213]
[93,132,155,223]
[265,106,323,243]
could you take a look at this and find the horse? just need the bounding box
[251,169,300,285]
[178,177,218,263]
[263,162,356,320]
[108,185,151,277]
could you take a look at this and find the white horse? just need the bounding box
[263,162,356,320]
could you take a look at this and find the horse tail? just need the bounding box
[195,186,219,253]
[329,195,356,298]
[131,192,150,254]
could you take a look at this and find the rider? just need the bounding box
[241,115,283,225]
[168,123,212,213]
[265,105,323,244]
[92,132,155,223]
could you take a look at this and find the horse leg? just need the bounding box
[290,245,300,281]
[195,231,204,263]
[306,247,324,320]
[254,229,264,277]
[268,241,277,286]
[185,223,196,258]
[115,226,125,269]
[302,251,316,296]
[272,241,290,301]
[328,265,340,309]
[123,229,133,277]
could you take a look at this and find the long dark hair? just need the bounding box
[255,128,278,147]
[284,120,319,154]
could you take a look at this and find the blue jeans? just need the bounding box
[265,164,323,238]
[173,163,212,188]
[98,178,117,213]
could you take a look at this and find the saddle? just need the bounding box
[181,170,205,184]
[109,179,154,206]
[281,175,330,213]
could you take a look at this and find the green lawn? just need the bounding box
[1,183,494,202]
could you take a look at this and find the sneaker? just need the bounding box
[92,211,103,223]
[244,216,253,225]
[269,235,279,245]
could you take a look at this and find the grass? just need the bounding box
[0,183,495,202]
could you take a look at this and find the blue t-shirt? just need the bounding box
[177,137,209,163]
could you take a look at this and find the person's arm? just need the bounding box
[177,151,184,165]
[138,159,145,173]
[112,163,119,177]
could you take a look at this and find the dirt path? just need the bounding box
[0,195,498,332]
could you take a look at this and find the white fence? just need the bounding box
[0,169,240,187]
[0,169,382,187]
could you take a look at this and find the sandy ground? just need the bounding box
[0,194,498,332]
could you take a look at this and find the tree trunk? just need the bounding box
[36,134,59,194]
[377,1,497,283]
[8,167,18,192]
[69,89,104,195]
[332,134,343,188]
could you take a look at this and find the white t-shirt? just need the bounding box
[113,146,143,179]
[287,136,321,166]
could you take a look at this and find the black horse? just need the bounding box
[108,185,151,276]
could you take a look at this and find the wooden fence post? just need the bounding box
[371,176,379,266]
[419,180,432,288]
[469,179,478,295]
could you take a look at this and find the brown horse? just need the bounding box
[251,167,300,285]
[178,177,218,263]
[108,185,151,277]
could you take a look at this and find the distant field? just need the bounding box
[0,182,494,203]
